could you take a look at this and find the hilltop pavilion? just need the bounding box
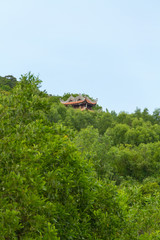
[60,94,97,110]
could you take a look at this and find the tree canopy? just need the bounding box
[1,73,160,239]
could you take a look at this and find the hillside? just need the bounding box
[1,73,160,239]
[0,75,17,91]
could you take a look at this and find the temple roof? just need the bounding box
[60,94,98,105]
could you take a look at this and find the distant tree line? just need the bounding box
[0,75,17,91]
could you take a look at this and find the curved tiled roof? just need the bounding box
[60,94,97,105]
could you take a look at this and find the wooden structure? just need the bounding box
[60,94,97,110]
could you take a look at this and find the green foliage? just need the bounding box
[0,75,17,91]
[73,126,112,178]
[2,72,160,239]
[97,112,114,135]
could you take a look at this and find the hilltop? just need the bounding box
[1,73,160,239]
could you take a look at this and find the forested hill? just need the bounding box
[0,75,17,91]
[1,73,160,239]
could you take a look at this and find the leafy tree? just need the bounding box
[106,123,129,145]
[0,75,17,91]
[153,108,160,124]
[97,112,114,135]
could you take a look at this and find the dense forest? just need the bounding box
[1,73,160,239]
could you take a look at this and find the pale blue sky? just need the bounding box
[1,0,160,113]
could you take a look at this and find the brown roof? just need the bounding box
[62,99,96,105]
[60,94,97,105]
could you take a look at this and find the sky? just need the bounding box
[1,0,160,113]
